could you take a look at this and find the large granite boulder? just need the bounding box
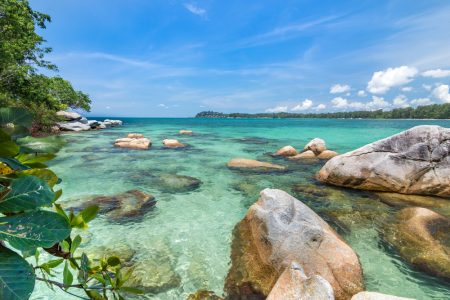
[351,292,413,300]
[274,145,298,157]
[56,110,82,121]
[289,150,317,160]
[57,121,91,132]
[114,134,151,150]
[267,262,334,300]
[225,189,364,300]
[227,158,286,172]
[304,138,327,154]
[384,207,450,280]
[317,126,450,197]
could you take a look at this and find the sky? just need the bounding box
[30,0,450,117]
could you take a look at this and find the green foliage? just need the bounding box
[0,0,91,132]
[196,103,450,119]
[0,108,136,299]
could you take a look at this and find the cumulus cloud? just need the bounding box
[331,97,365,109]
[367,66,418,94]
[330,84,351,94]
[422,69,450,78]
[316,104,326,110]
[411,98,433,106]
[423,84,432,91]
[357,90,366,97]
[367,96,390,109]
[433,84,450,103]
[401,86,413,92]
[291,99,313,111]
[393,95,409,108]
[184,3,207,16]
[157,103,169,108]
[265,105,288,113]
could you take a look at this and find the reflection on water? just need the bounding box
[32,118,450,300]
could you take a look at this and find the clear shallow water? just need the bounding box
[32,118,450,300]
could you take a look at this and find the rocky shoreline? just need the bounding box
[55,110,123,132]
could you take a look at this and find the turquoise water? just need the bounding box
[32,118,450,300]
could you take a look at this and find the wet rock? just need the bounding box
[227,158,286,172]
[76,243,136,266]
[351,291,414,300]
[225,189,364,300]
[304,138,327,154]
[231,181,261,198]
[157,174,202,193]
[267,262,334,300]
[76,190,156,222]
[384,207,450,280]
[114,135,151,150]
[274,145,298,157]
[163,139,186,148]
[318,150,339,159]
[317,125,450,197]
[180,130,193,135]
[103,119,123,126]
[188,290,223,300]
[289,150,317,160]
[56,110,82,121]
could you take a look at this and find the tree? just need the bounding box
[0,0,91,132]
[0,107,140,299]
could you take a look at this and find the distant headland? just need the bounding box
[195,103,450,119]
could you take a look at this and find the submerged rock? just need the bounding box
[77,190,156,222]
[351,291,414,300]
[289,150,317,160]
[274,145,298,157]
[188,290,223,300]
[227,158,286,172]
[225,189,364,300]
[127,133,144,138]
[317,125,450,197]
[114,134,151,150]
[180,130,193,135]
[163,139,186,148]
[76,243,136,266]
[157,174,202,193]
[375,192,450,216]
[304,138,327,154]
[384,207,450,280]
[267,261,334,300]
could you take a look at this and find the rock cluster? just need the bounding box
[225,189,364,300]
[56,110,122,132]
[317,125,450,197]
[115,133,152,150]
[274,138,338,160]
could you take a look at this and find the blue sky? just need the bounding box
[30,0,450,117]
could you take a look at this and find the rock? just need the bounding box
[375,192,450,216]
[57,121,91,132]
[384,207,450,280]
[267,262,334,300]
[225,189,364,300]
[56,110,82,121]
[317,125,450,197]
[289,150,317,160]
[318,150,339,159]
[188,290,223,300]
[87,120,99,128]
[76,190,156,222]
[114,136,151,150]
[127,133,144,138]
[163,139,186,148]
[103,119,123,126]
[76,243,136,266]
[304,138,327,154]
[351,291,414,300]
[157,174,202,193]
[227,158,286,172]
[274,145,298,157]
[97,122,107,129]
[79,117,89,124]
[180,130,193,135]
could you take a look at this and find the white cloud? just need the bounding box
[393,95,409,108]
[265,105,288,113]
[433,84,450,103]
[423,84,432,91]
[184,3,207,16]
[330,84,351,94]
[422,69,450,78]
[411,98,433,106]
[367,96,390,109]
[158,103,169,108]
[331,97,365,109]
[357,90,366,97]
[291,99,313,111]
[316,104,326,110]
[401,86,413,92]
[367,66,418,94]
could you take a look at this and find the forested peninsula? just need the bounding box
[196,103,450,119]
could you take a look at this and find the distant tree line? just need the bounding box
[195,103,450,119]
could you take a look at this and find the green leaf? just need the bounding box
[19,169,59,187]
[107,256,120,267]
[0,245,35,300]
[70,213,86,229]
[85,290,104,300]
[16,153,56,165]
[0,210,71,251]
[40,259,64,271]
[0,108,33,129]
[78,253,89,283]
[81,205,99,223]
[63,261,73,288]
[0,129,19,157]
[0,157,30,171]
[53,189,63,202]
[120,287,144,294]
[17,136,66,154]
[0,175,55,213]
[70,235,82,254]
